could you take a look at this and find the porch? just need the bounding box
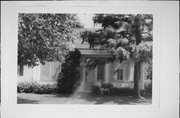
[78,48,140,92]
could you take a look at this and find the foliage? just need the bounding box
[17,82,58,94]
[130,41,152,62]
[141,80,152,97]
[18,82,34,93]
[109,87,134,96]
[91,83,134,96]
[91,85,102,96]
[91,82,151,97]
[81,14,153,98]
[100,82,113,89]
[146,60,152,80]
[57,49,81,94]
[85,57,107,70]
[81,14,153,63]
[18,13,83,67]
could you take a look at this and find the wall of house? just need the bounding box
[18,61,61,84]
[18,64,41,83]
[80,58,147,92]
[108,60,135,88]
[82,59,135,90]
[39,62,61,84]
[85,68,96,91]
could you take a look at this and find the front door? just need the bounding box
[83,64,105,92]
[84,68,96,92]
[97,64,105,83]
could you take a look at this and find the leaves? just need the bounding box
[86,14,153,98]
[130,42,152,62]
[57,49,81,93]
[18,13,82,67]
[81,14,153,63]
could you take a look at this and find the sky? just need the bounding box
[77,14,101,28]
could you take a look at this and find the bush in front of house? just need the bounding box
[140,80,152,98]
[91,85,102,96]
[91,83,134,96]
[18,82,34,93]
[17,82,58,94]
[109,87,134,96]
[57,49,81,94]
[100,82,113,89]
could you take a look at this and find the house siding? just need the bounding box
[18,64,41,83]
[18,61,61,84]
[40,62,61,84]
[81,59,136,91]
[18,59,145,91]
[108,60,134,88]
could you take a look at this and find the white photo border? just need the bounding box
[1,1,179,118]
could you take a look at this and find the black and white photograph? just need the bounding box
[1,1,179,118]
[17,13,153,104]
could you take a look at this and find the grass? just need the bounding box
[17,92,152,105]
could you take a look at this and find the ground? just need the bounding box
[17,93,151,105]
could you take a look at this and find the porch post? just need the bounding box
[82,57,86,90]
[105,62,110,83]
[95,66,97,85]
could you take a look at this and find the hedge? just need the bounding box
[17,82,58,94]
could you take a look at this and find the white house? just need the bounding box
[76,44,146,92]
[18,61,61,84]
[18,42,147,92]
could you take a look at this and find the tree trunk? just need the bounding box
[133,61,141,98]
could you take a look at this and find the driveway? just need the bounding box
[17,92,151,105]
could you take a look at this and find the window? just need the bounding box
[117,69,123,80]
[18,65,24,76]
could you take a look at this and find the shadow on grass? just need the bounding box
[55,92,152,105]
[78,93,151,105]
[17,97,40,104]
[17,93,152,104]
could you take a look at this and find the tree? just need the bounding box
[57,49,81,94]
[18,13,83,67]
[81,14,153,98]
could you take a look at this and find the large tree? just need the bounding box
[81,14,153,98]
[18,13,83,67]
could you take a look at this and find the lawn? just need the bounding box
[17,92,152,105]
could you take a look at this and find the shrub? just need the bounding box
[109,87,134,96]
[109,87,120,95]
[141,80,152,97]
[17,82,58,94]
[101,82,113,89]
[90,83,134,96]
[57,49,81,94]
[17,82,34,93]
[91,85,102,96]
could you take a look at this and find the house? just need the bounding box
[18,43,146,92]
[76,44,146,92]
[18,61,62,84]
[17,28,147,92]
